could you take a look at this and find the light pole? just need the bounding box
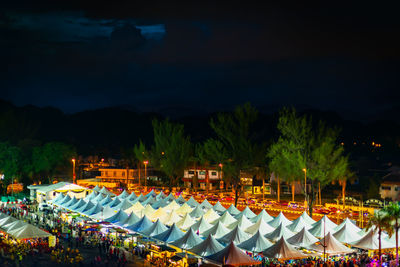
[302,168,307,212]
[72,158,76,184]
[143,160,148,189]
[219,163,223,192]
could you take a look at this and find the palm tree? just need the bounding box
[365,212,393,267]
[384,202,400,266]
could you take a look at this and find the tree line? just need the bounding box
[0,141,76,193]
[129,103,352,217]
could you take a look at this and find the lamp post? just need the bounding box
[143,160,149,189]
[302,168,307,212]
[219,163,223,192]
[72,158,76,184]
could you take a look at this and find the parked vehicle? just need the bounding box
[38,203,52,212]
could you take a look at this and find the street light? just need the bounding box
[302,168,307,212]
[143,160,149,188]
[72,158,76,184]
[218,163,223,191]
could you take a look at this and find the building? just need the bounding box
[183,168,222,190]
[380,168,400,201]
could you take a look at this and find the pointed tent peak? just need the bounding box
[141,195,157,206]
[250,209,274,223]
[164,200,181,212]
[176,195,186,204]
[170,227,203,250]
[176,213,196,231]
[85,191,98,201]
[84,202,103,216]
[229,213,253,230]
[240,206,256,219]
[51,193,65,203]
[190,216,213,235]
[127,192,137,201]
[107,197,121,208]
[309,232,355,255]
[351,229,395,250]
[136,193,147,202]
[245,217,275,236]
[206,241,261,266]
[217,224,251,245]
[69,198,87,210]
[118,190,130,199]
[140,219,168,236]
[189,233,225,257]
[156,191,166,200]
[287,227,319,248]
[117,211,140,226]
[153,223,185,243]
[200,199,213,210]
[226,204,241,216]
[263,236,307,260]
[99,194,113,206]
[142,204,156,217]
[202,221,231,239]
[238,230,273,253]
[105,209,128,223]
[126,215,154,232]
[145,189,157,198]
[93,185,101,192]
[162,210,182,226]
[75,200,95,213]
[148,207,168,222]
[176,203,193,216]
[334,217,360,233]
[59,194,72,205]
[124,201,144,215]
[268,211,292,228]
[164,193,175,202]
[308,218,335,238]
[264,223,295,241]
[203,208,220,224]
[99,186,115,196]
[287,215,311,233]
[186,196,200,208]
[316,215,337,229]
[300,211,316,225]
[333,222,363,244]
[212,201,226,213]
[218,210,237,226]
[189,205,205,218]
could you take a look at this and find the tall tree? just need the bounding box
[151,119,192,190]
[365,212,393,267]
[133,140,149,186]
[384,202,400,266]
[0,142,20,193]
[209,103,259,207]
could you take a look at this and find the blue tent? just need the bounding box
[126,215,153,232]
[153,223,185,243]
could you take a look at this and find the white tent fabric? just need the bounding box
[58,195,71,206]
[176,213,196,231]
[142,204,156,217]
[287,216,311,232]
[190,234,225,256]
[218,211,237,226]
[98,187,115,197]
[164,200,181,212]
[200,199,213,210]
[116,212,140,227]
[3,220,27,232]
[162,211,182,226]
[124,202,144,215]
[333,222,364,244]
[113,199,133,211]
[239,206,256,219]
[75,200,95,213]
[351,230,395,250]
[228,213,253,230]
[127,192,137,202]
[308,232,355,255]
[190,217,213,235]
[238,230,273,253]
[149,207,167,222]
[152,223,185,243]
[176,195,186,205]
[92,206,117,220]
[250,209,274,223]
[203,208,220,224]
[62,196,78,208]
[212,201,226,213]
[314,215,337,229]
[0,216,17,227]
[264,223,295,242]
[141,196,156,206]
[287,227,319,248]
[217,225,251,245]
[206,241,261,266]
[263,237,308,260]
[176,203,193,216]
[333,218,361,233]
[186,197,200,208]
[268,212,292,228]
[226,205,241,216]
[8,224,52,239]
[118,190,130,199]
[170,228,203,250]
[98,195,113,206]
[50,193,65,204]
[202,221,231,239]
[126,215,153,232]
[92,185,101,192]
[69,199,86,210]
[140,219,168,236]
[308,216,335,238]
[105,209,128,224]
[245,218,275,236]
[299,211,316,225]
[189,206,205,218]
[106,197,121,209]
[83,202,102,216]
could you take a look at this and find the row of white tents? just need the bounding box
[49,186,397,260]
[0,213,52,240]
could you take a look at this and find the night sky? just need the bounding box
[1,1,399,119]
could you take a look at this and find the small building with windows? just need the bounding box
[183,168,221,190]
[380,169,400,201]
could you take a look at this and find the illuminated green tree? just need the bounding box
[209,103,259,206]
[151,119,192,190]
[133,140,149,186]
[383,202,400,265]
[0,142,20,193]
